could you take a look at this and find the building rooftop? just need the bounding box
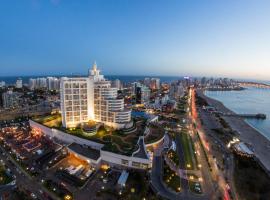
[117,170,129,186]
[132,137,149,159]
[68,143,101,161]
[234,142,254,156]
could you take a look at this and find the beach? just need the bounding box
[197,90,270,174]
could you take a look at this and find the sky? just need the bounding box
[0,0,270,80]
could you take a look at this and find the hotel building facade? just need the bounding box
[60,63,131,129]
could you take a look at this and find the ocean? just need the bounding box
[0,75,183,85]
[205,87,270,140]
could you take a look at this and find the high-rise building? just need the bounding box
[111,79,122,90]
[37,78,47,89]
[0,81,5,88]
[29,78,36,90]
[169,82,184,99]
[60,77,94,128]
[91,63,131,129]
[150,78,160,90]
[60,63,131,129]
[47,77,60,91]
[15,78,23,89]
[144,78,151,87]
[2,90,21,109]
[134,83,151,104]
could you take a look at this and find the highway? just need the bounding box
[191,88,238,200]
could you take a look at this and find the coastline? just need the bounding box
[243,119,270,141]
[197,89,270,174]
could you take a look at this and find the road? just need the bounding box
[0,145,59,200]
[191,88,238,200]
[150,130,209,199]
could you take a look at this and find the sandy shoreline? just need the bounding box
[197,90,270,174]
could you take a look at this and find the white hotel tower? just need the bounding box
[60,63,131,129]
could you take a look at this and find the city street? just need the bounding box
[0,145,59,200]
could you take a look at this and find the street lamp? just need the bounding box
[64,195,72,200]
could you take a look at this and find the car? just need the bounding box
[30,193,37,199]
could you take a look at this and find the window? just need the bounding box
[131,162,141,168]
[73,83,79,88]
[121,159,129,165]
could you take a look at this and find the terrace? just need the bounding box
[144,123,165,145]
[32,114,148,156]
[68,143,100,162]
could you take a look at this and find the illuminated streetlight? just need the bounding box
[64,195,72,200]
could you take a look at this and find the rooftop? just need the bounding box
[32,114,145,156]
[132,137,149,159]
[68,143,101,161]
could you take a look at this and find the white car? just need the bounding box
[30,193,37,199]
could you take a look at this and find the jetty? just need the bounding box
[222,113,267,120]
[197,89,270,175]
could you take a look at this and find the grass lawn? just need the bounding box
[33,114,144,156]
[163,161,181,192]
[180,131,196,170]
[167,149,179,167]
[33,113,62,128]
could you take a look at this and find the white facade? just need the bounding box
[60,63,131,129]
[29,78,36,90]
[90,63,131,129]
[111,79,122,90]
[0,81,5,88]
[60,77,94,128]
[15,79,23,88]
[2,90,21,108]
[47,77,60,91]
[30,120,151,169]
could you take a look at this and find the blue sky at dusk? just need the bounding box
[0,0,270,80]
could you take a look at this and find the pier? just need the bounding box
[222,113,266,119]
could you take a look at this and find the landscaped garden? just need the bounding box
[32,114,145,156]
[167,149,179,167]
[33,113,62,128]
[144,123,165,145]
[163,161,181,192]
[179,130,197,170]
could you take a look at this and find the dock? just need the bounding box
[222,113,266,119]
